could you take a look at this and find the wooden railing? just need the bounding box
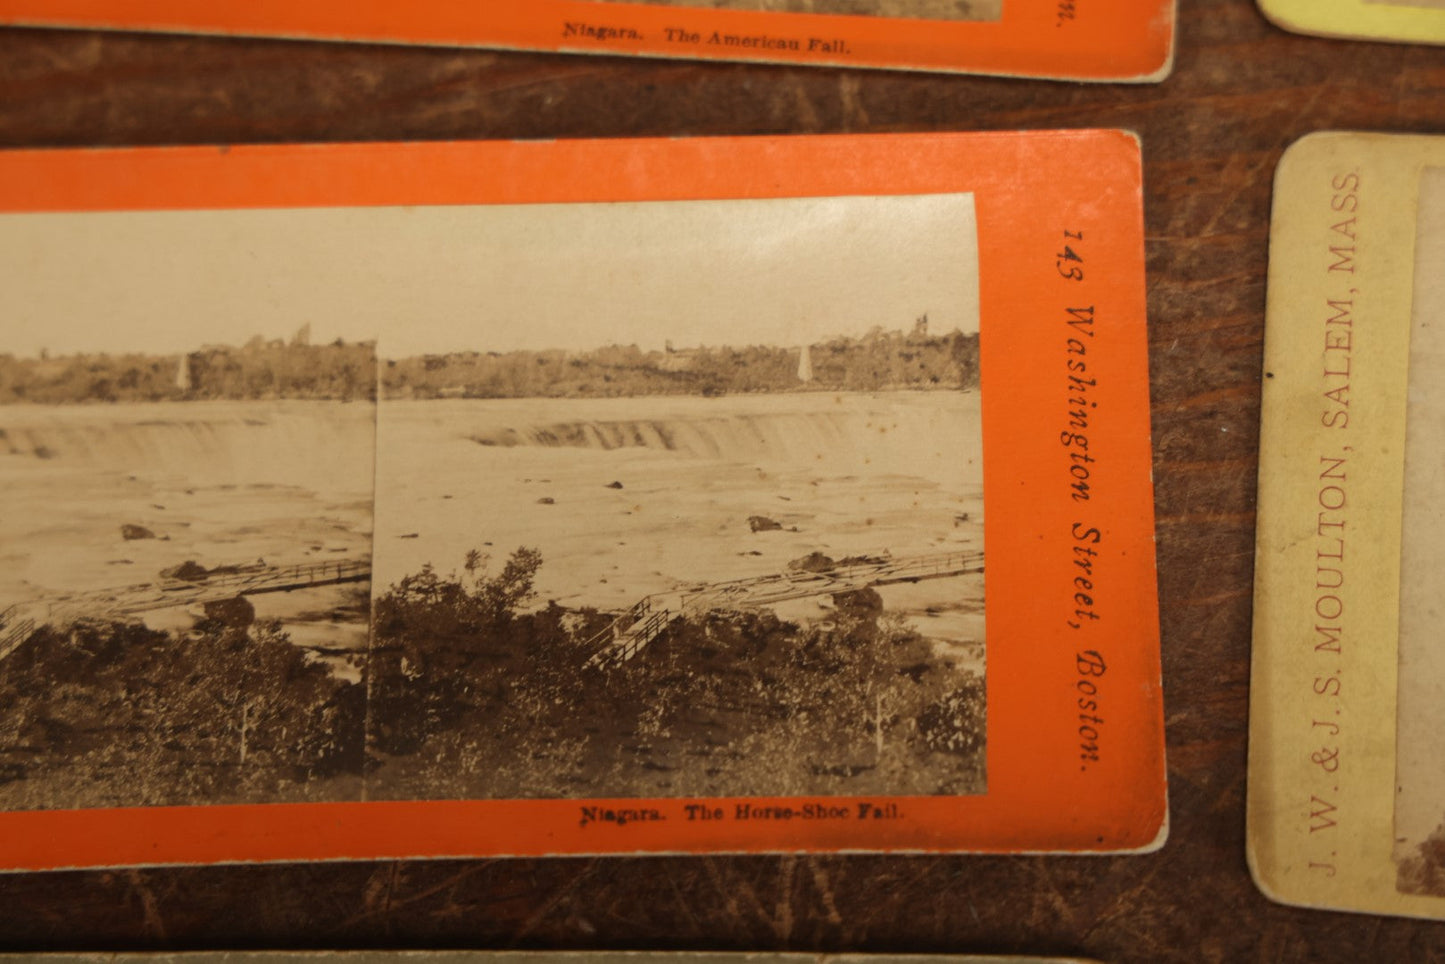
[0,605,35,661]
[0,556,373,664]
[585,548,984,668]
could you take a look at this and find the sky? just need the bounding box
[0,193,979,359]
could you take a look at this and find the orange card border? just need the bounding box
[0,0,1176,81]
[0,132,1164,868]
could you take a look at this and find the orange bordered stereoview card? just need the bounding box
[0,132,1164,869]
[0,0,1175,81]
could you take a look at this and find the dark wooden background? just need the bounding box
[2,0,1445,959]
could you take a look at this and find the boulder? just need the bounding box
[788,551,835,573]
[161,560,210,582]
[832,586,884,616]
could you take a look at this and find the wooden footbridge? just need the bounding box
[584,549,983,668]
[0,557,370,662]
[0,549,981,668]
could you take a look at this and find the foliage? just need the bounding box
[367,549,986,801]
[917,676,987,756]
[0,617,364,809]
[0,548,986,808]
[1398,819,1445,897]
[368,547,549,757]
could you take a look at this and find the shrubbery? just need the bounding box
[0,547,986,808]
[368,548,986,800]
[1399,820,1445,897]
[0,616,364,809]
[917,679,987,756]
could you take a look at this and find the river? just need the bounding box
[376,390,984,663]
[0,399,375,650]
[0,390,984,665]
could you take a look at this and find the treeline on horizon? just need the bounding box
[0,326,978,404]
[0,339,376,404]
[382,327,980,400]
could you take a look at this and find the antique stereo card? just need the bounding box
[1250,131,1445,919]
[0,0,1175,81]
[0,132,1163,869]
[1258,0,1445,45]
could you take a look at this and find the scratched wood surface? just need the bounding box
[3,1,1445,960]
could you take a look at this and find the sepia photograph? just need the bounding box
[0,193,987,811]
[0,210,379,810]
[1394,167,1445,899]
[367,194,987,802]
[0,218,380,812]
[584,0,1002,20]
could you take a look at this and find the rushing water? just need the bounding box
[0,391,985,661]
[376,390,984,659]
[0,399,375,649]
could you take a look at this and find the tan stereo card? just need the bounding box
[1251,130,1445,919]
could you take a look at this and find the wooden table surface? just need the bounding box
[2,1,1445,960]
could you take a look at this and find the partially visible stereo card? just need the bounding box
[1259,0,1445,45]
[1251,131,1445,919]
[0,0,1175,81]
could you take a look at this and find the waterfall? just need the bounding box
[451,391,982,487]
[0,399,376,490]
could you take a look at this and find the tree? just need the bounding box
[1399,818,1445,897]
[0,617,362,809]
[368,547,543,756]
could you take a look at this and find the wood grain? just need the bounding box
[3,2,1445,960]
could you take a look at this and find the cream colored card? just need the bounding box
[1259,0,1445,44]
[1250,130,1445,918]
